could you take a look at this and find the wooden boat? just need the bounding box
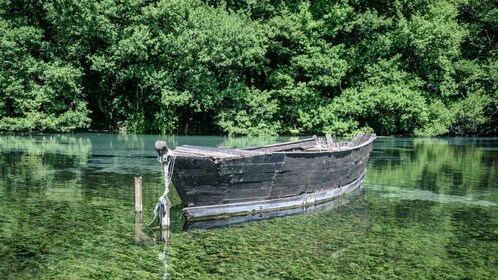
[155,133,376,222]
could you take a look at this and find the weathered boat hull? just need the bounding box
[183,170,366,221]
[157,133,375,222]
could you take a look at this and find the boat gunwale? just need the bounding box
[278,134,376,154]
[172,134,376,159]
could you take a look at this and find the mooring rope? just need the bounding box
[161,149,176,199]
[148,149,176,227]
[147,203,161,227]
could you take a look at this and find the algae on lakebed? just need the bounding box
[167,190,497,279]
[167,137,497,279]
[0,134,497,279]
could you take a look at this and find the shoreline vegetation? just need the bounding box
[1,0,496,137]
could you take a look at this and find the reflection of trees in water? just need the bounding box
[0,135,97,276]
[365,137,497,278]
[0,135,163,278]
[0,135,92,195]
[368,138,496,196]
[0,135,91,161]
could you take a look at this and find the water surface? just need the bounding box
[0,134,496,279]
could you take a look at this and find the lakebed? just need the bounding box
[0,134,496,279]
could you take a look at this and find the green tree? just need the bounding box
[0,0,496,136]
[0,13,90,132]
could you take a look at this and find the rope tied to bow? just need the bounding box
[149,143,176,227]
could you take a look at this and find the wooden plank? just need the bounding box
[306,171,343,185]
[175,157,219,172]
[330,149,354,159]
[185,184,229,196]
[305,181,340,193]
[219,154,285,177]
[220,162,285,175]
[245,137,317,152]
[222,195,272,204]
[277,152,354,172]
[178,174,227,186]
[300,160,361,176]
[224,180,274,202]
[271,172,303,185]
[174,186,195,206]
[325,134,333,147]
[223,153,286,165]
[270,149,368,194]
[186,185,230,206]
[182,171,366,221]
[331,142,350,148]
[269,184,307,198]
[175,147,242,158]
[349,133,376,147]
[228,180,274,191]
[230,172,276,183]
[192,194,225,206]
[224,187,272,200]
[178,145,262,156]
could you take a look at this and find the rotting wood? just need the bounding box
[134,211,144,245]
[134,176,146,245]
[156,133,376,221]
[159,202,170,242]
[245,136,317,152]
[325,134,333,148]
[220,162,285,175]
[179,145,262,156]
[182,171,367,222]
[350,132,366,147]
[155,140,169,157]
[134,176,142,213]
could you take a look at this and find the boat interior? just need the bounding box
[172,133,376,159]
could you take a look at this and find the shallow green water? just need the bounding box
[0,134,496,279]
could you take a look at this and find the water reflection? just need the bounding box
[369,184,496,207]
[368,137,497,197]
[0,135,91,199]
[361,137,497,280]
[0,134,496,279]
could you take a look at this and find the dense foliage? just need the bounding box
[0,0,496,136]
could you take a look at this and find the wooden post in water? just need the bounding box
[159,201,171,242]
[134,176,143,245]
[135,177,143,213]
